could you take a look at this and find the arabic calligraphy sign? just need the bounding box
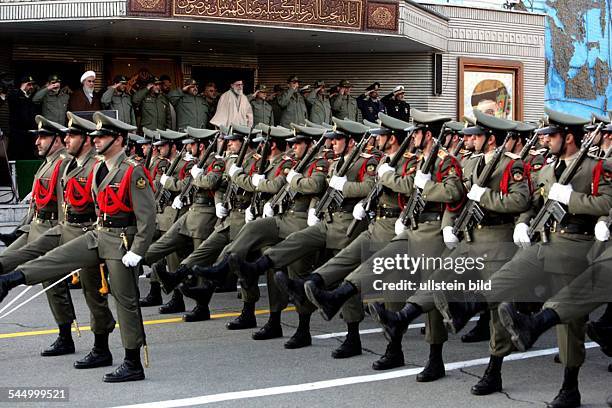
[173,0,364,30]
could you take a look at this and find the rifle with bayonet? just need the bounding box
[399,125,447,230]
[527,123,603,243]
[155,145,187,213]
[345,127,415,236]
[268,134,327,215]
[313,132,372,223]
[452,133,513,242]
[222,128,254,215]
[250,128,272,218]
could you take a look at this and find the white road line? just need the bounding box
[112,342,598,408]
[313,317,478,339]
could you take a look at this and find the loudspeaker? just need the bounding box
[432,53,443,96]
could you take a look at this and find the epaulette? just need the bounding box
[504,152,521,160]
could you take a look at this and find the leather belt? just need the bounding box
[478,214,514,227]
[34,210,57,221]
[375,206,401,219]
[66,212,97,224]
[97,216,136,228]
[551,221,594,235]
[418,212,442,222]
[193,197,215,206]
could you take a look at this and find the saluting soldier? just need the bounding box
[132,76,172,131]
[0,115,76,356]
[382,85,410,122]
[331,80,358,121]
[250,84,274,126]
[277,75,308,128]
[101,75,136,126]
[356,82,386,123]
[370,110,531,392]
[32,74,70,126]
[168,79,210,131]
[433,108,612,408]
[0,112,156,382]
[306,80,332,125]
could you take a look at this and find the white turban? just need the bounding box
[80,71,96,84]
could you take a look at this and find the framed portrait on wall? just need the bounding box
[458,58,523,121]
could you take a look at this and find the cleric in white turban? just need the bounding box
[68,70,102,111]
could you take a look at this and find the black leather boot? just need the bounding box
[434,291,488,334]
[139,282,162,307]
[157,264,192,294]
[274,271,320,308]
[586,319,612,357]
[103,348,145,383]
[416,344,445,382]
[74,333,112,369]
[41,323,75,357]
[372,338,404,371]
[0,270,25,303]
[331,322,362,359]
[180,282,214,322]
[368,302,422,342]
[305,280,357,321]
[252,312,283,340]
[226,302,257,330]
[285,313,312,349]
[190,255,232,287]
[230,254,272,288]
[158,290,185,314]
[498,303,560,352]
[461,310,491,343]
[471,355,503,395]
[547,367,581,408]
[0,229,21,246]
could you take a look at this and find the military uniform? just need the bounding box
[101,87,136,126]
[250,97,274,127]
[277,87,308,128]
[168,87,209,131]
[133,87,172,131]
[32,86,70,126]
[331,94,358,122]
[306,90,332,125]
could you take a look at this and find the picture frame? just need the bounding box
[458,57,524,121]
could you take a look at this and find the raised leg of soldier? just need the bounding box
[0,226,61,272]
[0,231,29,267]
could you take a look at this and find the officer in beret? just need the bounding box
[33,74,71,125]
[357,82,386,123]
[101,75,136,125]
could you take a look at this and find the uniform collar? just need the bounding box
[76,148,96,167]
[46,147,67,163]
[103,150,126,171]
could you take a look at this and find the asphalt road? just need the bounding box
[0,275,610,408]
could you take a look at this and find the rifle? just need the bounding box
[313,132,372,223]
[143,143,154,169]
[345,128,414,236]
[222,128,254,215]
[451,140,464,157]
[250,128,272,218]
[518,130,539,161]
[268,134,327,215]
[155,145,187,213]
[527,123,603,242]
[399,125,447,230]
[452,133,513,242]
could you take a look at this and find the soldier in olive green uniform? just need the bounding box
[101,75,136,126]
[0,115,76,356]
[168,79,210,131]
[331,80,358,121]
[278,75,308,128]
[143,127,224,322]
[250,84,274,126]
[32,75,70,126]
[370,109,531,394]
[306,81,332,125]
[0,112,156,383]
[436,109,612,408]
[227,118,380,357]
[132,77,172,131]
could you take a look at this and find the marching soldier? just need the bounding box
[132,76,172,131]
[433,109,612,407]
[250,84,274,126]
[0,115,76,356]
[331,80,357,121]
[168,79,210,131]
[101,75,136,125]
[0,112,156,382]
[278,75,308,128]
[32,74,70,126]
[306,80,331,125]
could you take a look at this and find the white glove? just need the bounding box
[442,226,459,250]
[352,202,366,221]
[245,205,255,223]
[287,169,300,184]
[595,220,610,242]
[307,208,321,226]
[171,196,184,210]
[228,164,242,178]
[190,166,204,179]
[548,183,573,205]
[329,175,347,191]
[513,222,531,248]
[160,174,170,188]
[377,163,394,178]
[467,184,487,202]
[122,251,142,267]
[395,218,407,235]
[414,170,431,190]
[263,202,275,218]
[215,202,228,218]
[251,173,265,188]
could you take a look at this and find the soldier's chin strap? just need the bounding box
[41,133,61,158]
[75,133,90,158]
[98,133,122,155]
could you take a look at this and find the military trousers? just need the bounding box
[1,219,75,327]
[17,230,144,349]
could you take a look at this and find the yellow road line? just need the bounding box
[0,307,296,340]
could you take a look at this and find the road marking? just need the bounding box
[137,276,267,288]
[0,307,296,339]
[112,342,599,408]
